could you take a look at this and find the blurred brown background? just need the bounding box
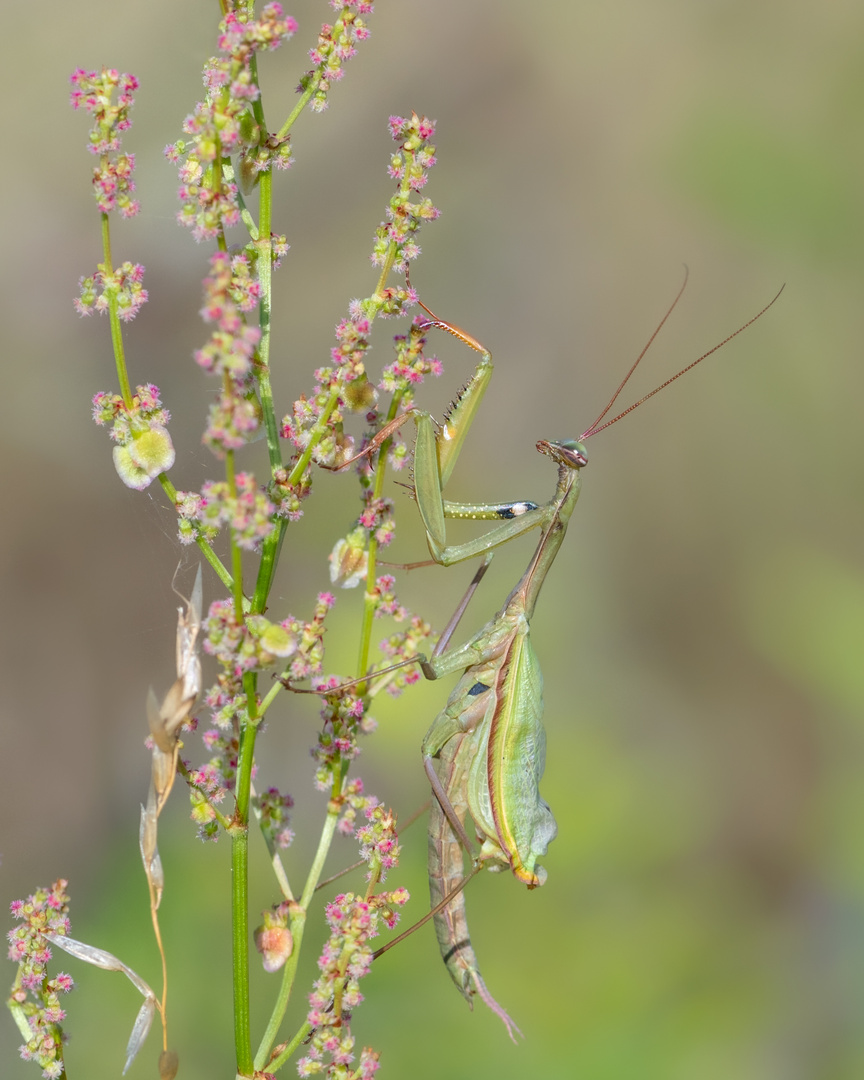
[2,1,863,1077]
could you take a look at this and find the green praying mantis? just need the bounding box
[335,273,782,1037]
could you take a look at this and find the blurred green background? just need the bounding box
[2,1,863,1077]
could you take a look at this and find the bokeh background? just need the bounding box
[2,1,863,1077]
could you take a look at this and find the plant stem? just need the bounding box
[232,672,260,1077]
[157,474,236,594]
[254,802,341,1068]
[266,1019,313,1074]
[255,169,282,475]
[100,212,133,408]
[225,451,246,619]
[356,389,404,677]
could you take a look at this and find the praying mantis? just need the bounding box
[337,274,781,1036]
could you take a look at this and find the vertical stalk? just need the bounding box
[253,804,340,1070]
[356,388,404,678]
[255,170,281,473]
[227,438,255,1073]
[101,211,133,409]
[232,669,262,1077]
[225,450,246,619]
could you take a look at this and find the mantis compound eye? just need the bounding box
[558,440,588,468]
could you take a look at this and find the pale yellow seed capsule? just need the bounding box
[113,426,175,489]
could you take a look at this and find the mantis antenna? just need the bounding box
[580,271,785,441]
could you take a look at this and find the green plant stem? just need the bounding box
[278,76,319,140]
[372,239,398,301]
[267,1020,313,1074]
[228,436,255,1075]
[253,909,308,1073]
[254,802,341,1070]
[249,53,267,132]
[231,801,253,1076]
[301,796,343,911]
[355,241,402,678]
[250,784,294,902]
[247,162,284,614]
[288,386,344,489]
[257,671,285,718]
[252,520,285,615]
[232,672,261,1077]
[225,450,246,619]
[100,212,133,409]
[252,379,342,610]
[276,6,360,142]
[356,389,404,677]
[255,170,282,474]
[157,475,236,593]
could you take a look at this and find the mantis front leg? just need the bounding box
[330,318,552,565]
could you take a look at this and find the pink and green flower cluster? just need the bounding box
[187,729,240,840]
[371,113,439,276]
[7,881,73,1080]
[303,1,374,114]
[176,473,275,549]
[69,68,140,217]
[76,260,147,322]
[92,382,175,490]
[253,786,295,850]
[355,804,401,881]
[194,251,268,455]
[298,805,407,1079]
[201,592,331,727]
[204,599,301,675]
[311,684,371,792]
[376,615,431,696]
[165,4,297,241]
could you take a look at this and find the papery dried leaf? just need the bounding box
[139,796,164,905]
[44,933,155,998]
[148,567,202,757]
[123,995,156,1074]
[152,743,177,804]
[148,846,164,900]
[159,676,196,741]
[176,565,202,701]
[147,684,180,810]
[147,686,173,754]
[44,933,127,971]
[140,797,157,868]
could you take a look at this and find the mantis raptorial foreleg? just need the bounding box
[329,316,547,565]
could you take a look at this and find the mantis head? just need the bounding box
[536,438,588,471]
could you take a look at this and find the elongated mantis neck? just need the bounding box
[503,462,582,620]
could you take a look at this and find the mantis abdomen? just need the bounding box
[427,730,522,1041]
